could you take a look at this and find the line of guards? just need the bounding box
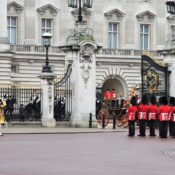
[128,95,175,138]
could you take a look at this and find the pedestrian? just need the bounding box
[147,95,158,136]
[0,99,7,136]
[127,96,137,137]
[158,96,171,138]
[168,97,175,136]
[169,97,175,138]
[137,95,148,136]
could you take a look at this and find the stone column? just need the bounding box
[67,41,98,127]
[0,0,9,51]
[39,73,56,127]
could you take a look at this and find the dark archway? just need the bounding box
[102,77,127,98]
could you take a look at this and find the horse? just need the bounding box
[23,96,41,121]
[54,96,65,121]
[4,96,17,122]
[96,91,103,119]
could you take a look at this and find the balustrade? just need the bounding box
[10,45,161,57]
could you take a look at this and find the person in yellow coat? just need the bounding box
[0,98,7,136]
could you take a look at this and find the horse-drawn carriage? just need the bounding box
[96,89,129,128]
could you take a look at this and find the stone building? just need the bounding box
[0,0,175,98]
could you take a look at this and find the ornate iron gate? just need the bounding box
[54,64,72,121]
[141,54,169,97]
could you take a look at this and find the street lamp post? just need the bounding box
[42,32,52,73]
[166,0,175,14]
[68,0,93,22]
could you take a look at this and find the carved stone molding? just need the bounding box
[136,10,156,22]
[104,9,125,20]
[81,64,91,88]
[7,1,24,14]
[80,44,94,63]
[37,4,59,16]
[71,8,92,19]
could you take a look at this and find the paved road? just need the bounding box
[0,130,175,175]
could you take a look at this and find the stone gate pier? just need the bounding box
[60,25,101,127]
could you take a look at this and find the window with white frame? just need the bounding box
[108,22,118,49]
[41,18,53,44]
[140,24,150,50]
[171,25,175,41]
[7,16,17,44]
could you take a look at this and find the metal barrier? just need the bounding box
[0,85,41,122]
[0,84,72,122]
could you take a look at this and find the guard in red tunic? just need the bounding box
[110,89,117,99]
[169,97,174,136]
[158,96,171,138]
[148,95,158,136]
[137,95,148,136]
[103,89,111,101]
[127,96,137,137]
[169,97,175,138]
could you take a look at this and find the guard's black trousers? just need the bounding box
[169,121,173,136]
[159,121,168,138]
[128,120,135,136]
[149,120,156,136]
[171,122,175,137]
[138,120,146,136]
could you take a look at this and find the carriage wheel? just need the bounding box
[97,109,109,127]
[121,114,128,128]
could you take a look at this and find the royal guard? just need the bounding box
[127,96,137,137]
[110,89,117,99]
[169,97,175,138]
[158,96,171,138]
[137,95,148,136]
[103,89,111,101]
[169,97,174,136]
[147,95,158,136]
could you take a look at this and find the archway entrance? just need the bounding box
[102,77,126,98]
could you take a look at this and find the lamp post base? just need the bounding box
[42,66,52,73]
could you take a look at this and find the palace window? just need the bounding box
[41,18,53,44]
[108,22,119,49]
[7,17,17,44]
[11,64,19,73]
[140,24,150,50]
[171,25,175,41]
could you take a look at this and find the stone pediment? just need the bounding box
[71,8,92,17]
[7,1,24,14]
[37,4,59,16]
[136,10,156,22]
[104,9,125,20]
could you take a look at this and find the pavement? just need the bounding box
[1,123,128,134]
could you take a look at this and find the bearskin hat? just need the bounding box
[141,95,148,105]
[161,96,168,105]
[150,95,156,105]
[169,97,175,106]
[130,96,137,106]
